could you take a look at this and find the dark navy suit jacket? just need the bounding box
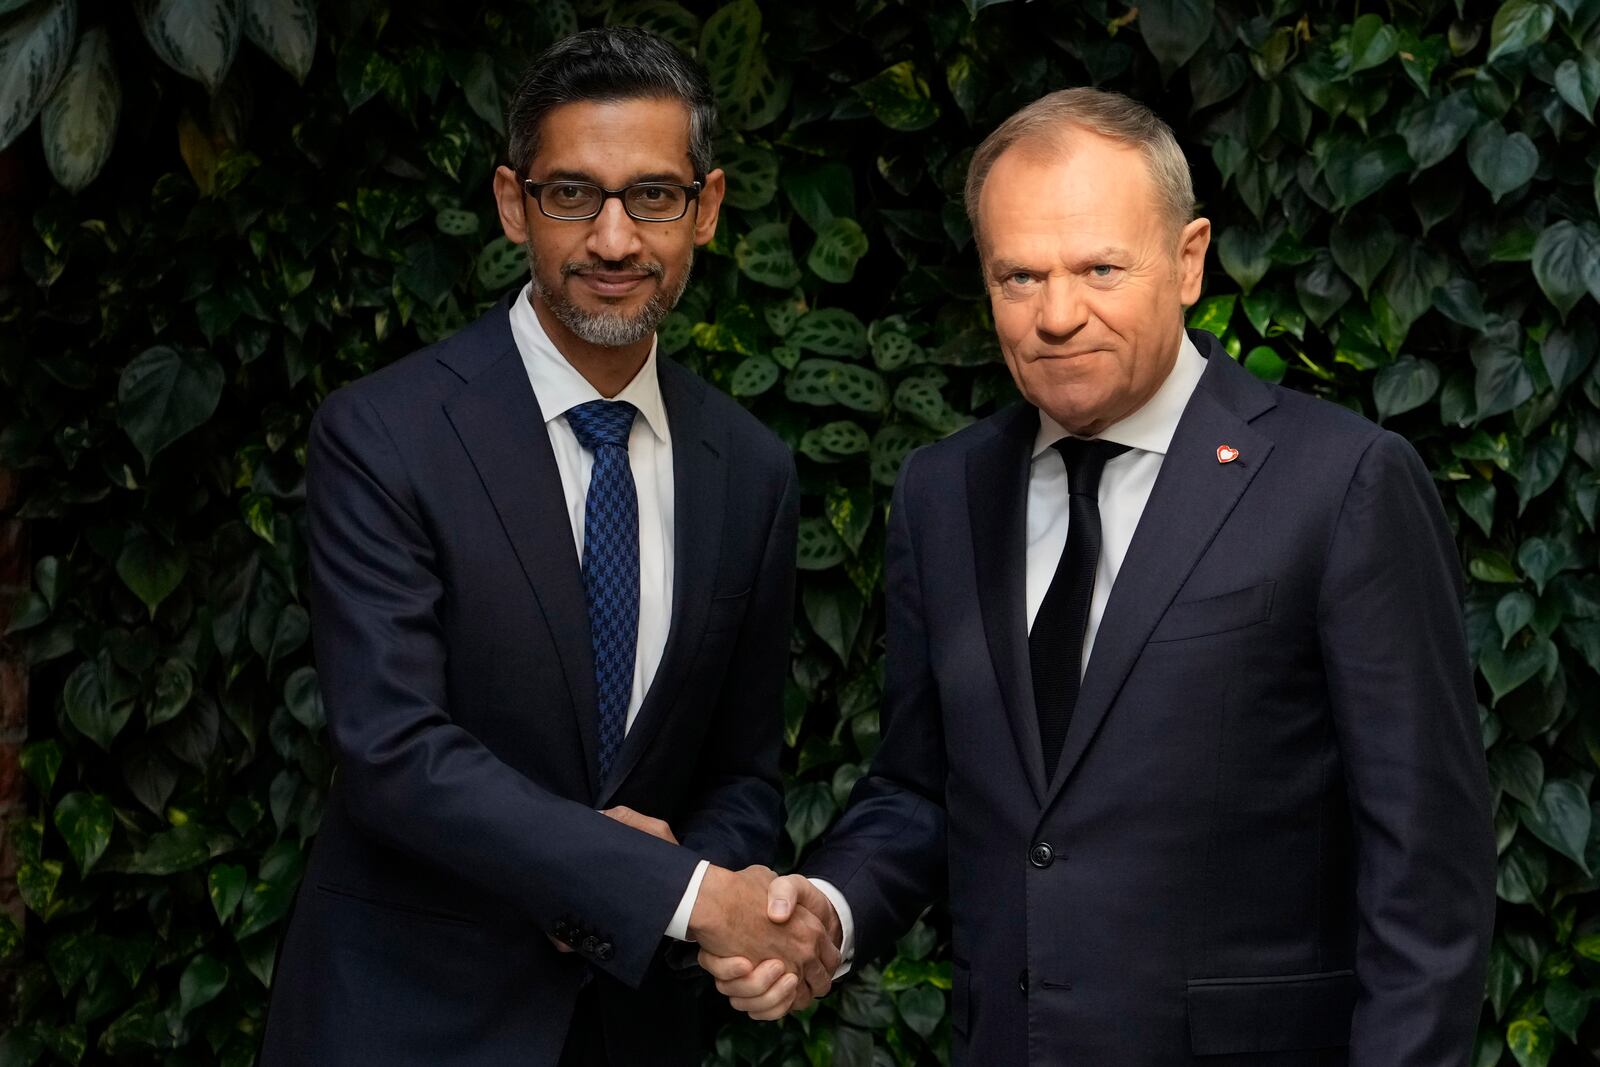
[260,298,797,1066]
[807,330,1495,1066]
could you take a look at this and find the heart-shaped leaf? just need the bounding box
[1555,56,1600,123]
[1489,742,1543,807]
[53,792,113,875]
[1507,1014,1555,1067]
[1217,226,1272,294]
[853,61,939,131]
[208,863,247,924]
[1138,0,1215,77]
[1479,637,1556,703]
[1468,123,1539,202]
[1346,14,1399,74]
[1521,779,1591,871]
[1532,222,1598,319]
[1397,90,1480,172]
[118,346,225,469]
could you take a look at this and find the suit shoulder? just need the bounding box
[903,402,1025,475]
[317,303,515,421]
[669,361,794,473]
[1263,382,1385,455]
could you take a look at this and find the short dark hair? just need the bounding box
[507,27,717,180]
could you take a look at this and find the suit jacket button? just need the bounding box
[1019,968,1029,994]
[582,936,599,955]
[597,941,614,961]
[1029,842,1055,868]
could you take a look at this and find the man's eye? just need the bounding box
[1007,272,1034,285]
[638,186,666,201]
[1092,265,1118,277]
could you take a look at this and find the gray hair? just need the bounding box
[964,87,1195,244]
[506,27,716,179]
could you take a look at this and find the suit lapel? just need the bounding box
[1041,335,1277,809]
[441,328,602,797]
[596,360,726,806]
[968,403,1049,803]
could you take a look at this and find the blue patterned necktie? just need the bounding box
[565,399,640,780]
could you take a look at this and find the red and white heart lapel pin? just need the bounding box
[1216,444,1240,464]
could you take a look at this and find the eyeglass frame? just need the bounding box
[520,177,705,223]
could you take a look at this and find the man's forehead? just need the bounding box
[531,97,695,177]
[979,139,1159,248]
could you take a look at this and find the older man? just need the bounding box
[705,88,1495,1066]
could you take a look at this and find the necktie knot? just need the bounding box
[1054,438,1131,498]
[567,400,638,451]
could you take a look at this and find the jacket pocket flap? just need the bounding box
[1150,580,1275,643]
[1186,969,1355,1055]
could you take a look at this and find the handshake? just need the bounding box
[688,864,844,1020]
[601,806,844,1020]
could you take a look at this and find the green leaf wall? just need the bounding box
[2,1,1599,1064]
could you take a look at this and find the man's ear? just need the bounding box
[1176,217,1212,307]
[493,165,530,244]
[693,168,726,247]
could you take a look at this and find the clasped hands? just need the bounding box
[595,806,842,1019]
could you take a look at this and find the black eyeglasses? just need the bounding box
[521,179,703,222]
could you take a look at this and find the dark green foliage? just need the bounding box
[3,0,1599,1064]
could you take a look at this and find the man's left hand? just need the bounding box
[602,805,678,844]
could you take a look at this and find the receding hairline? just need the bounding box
[964,88,1196,249]
[976,127,1171,231]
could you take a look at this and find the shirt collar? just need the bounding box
[507,282,669,443]
[1032,330,1208,460]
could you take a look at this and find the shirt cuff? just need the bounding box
[808,877,856,979]
[664,859,711,942]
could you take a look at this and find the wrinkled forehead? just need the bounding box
[978,135,1166,259]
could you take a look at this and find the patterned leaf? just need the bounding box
[0,0,76,152]
[40,26,118,192]
[136,0,243,93]
[243,0,316,84]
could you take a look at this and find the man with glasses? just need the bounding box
[261,27,835,1067]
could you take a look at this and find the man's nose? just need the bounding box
[1037,276,1088,341]
[587,197,645,263]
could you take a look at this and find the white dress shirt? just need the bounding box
[508,285,708,941]
[812,332,1209,972]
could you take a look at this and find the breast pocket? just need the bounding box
[1148,580,1276,643]
[703,587,751,635]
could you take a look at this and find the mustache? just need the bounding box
[561,260,665,280]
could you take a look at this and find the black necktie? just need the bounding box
[1030,438,1131,781]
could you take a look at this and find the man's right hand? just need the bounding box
[688,867,840,1009]
[696,874,842,1020]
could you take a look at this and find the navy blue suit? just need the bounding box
[261,299,797,1066]
[806,330,1495,1065]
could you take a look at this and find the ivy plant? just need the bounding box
[2,1,1600,1065]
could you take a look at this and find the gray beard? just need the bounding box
[527,247,693,348]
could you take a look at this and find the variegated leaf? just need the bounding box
[0,0,77,151]
[41,25,118,191]
[135,0,241,94]
[243,0,315,84]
